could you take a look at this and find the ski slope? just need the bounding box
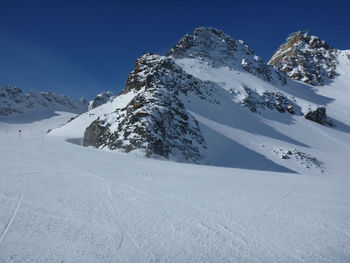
[0,112,350,262]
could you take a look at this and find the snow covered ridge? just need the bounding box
[268,30,337,86]
[167,27,286,85]
[0,84,88,116]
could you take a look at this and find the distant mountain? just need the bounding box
[89,91,115,110]
[0,84,88,116]
[50,27,350,173]
[268,31,337,86]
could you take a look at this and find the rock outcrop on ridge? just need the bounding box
[268,31,337,86]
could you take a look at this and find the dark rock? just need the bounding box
[304,107,333,126]
[83,119,109,147]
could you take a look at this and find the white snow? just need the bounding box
[0,111,350,262]
[1,31,350,262]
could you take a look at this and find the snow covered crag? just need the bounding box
[51,27,349,172]
[89,91,115,110]
[268,31,337,86]
[0,84,88,116]
[83,54,217,162]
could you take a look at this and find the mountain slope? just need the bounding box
[1,28,350,262]
[50,27,350,175]
[1,113,350,262]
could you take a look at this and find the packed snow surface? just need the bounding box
[0,111,350,262]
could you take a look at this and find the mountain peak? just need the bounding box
[166,27,253,62]
[167,27,286,84]
[268,31,337,86]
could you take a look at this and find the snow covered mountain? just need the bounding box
[50,27,350,175]
[268,31,338,86]
[2,27,350,262]
[0,84,88,116]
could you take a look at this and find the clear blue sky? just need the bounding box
[1,0,349,99]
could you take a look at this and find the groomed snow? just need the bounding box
[0,111,350,262]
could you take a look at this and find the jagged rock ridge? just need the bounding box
[268,31,337,86]
[167,27,286,84]
[0,84,88,116]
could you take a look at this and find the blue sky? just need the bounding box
[1,0,349,99]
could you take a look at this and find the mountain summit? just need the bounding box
[268,31,337,86]
[167,27,286,84]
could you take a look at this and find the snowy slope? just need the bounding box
[1,27,350,262]
[1,114,350,262]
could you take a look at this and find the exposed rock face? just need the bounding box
[0,84,88,116]
[167,27,286,84]
[241,84,299,114]
[89,91,115,110]
[268,31,337,86]
[84,54,212,162]
[83,119,108,147]
[304,107,333,126]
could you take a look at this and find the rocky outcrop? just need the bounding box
[0,84,88,116]
[240,84,299,114]
[304,107,333,126]
[89,91,115,110]
[272,148,323,170]
[83,119,108,147]
[268,31,337,86]
[83,54,213,162]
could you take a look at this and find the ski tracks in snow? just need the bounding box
[106,184,140,251]
[0,193,23,244]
